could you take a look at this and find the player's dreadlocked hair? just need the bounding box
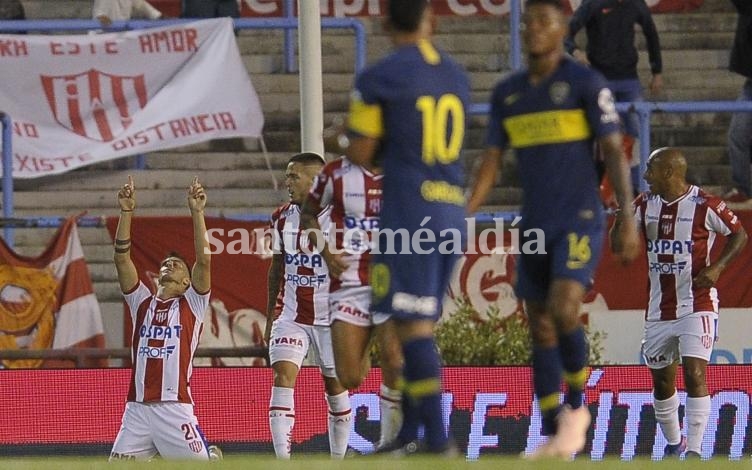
[525,0,565,11]
[288,152,325,166]
[387,0,430,33]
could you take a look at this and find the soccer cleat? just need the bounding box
[344,446,361,458]
[524,438,572,461]
[373,438,417,457]
[374,439,458,459]
[386,440,420,458]
[663,436,687,458]
[551,404,591,456]
[208,445,223,461]
[684,450,702,460]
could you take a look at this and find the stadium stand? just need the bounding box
[6,0,742,349]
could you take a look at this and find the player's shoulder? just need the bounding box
[359,47,410,80]
[493,69,528,100]
[321,156,349,176]
[691,186,726,210]
[271,202,296,222]
[633,191,651,206]
[437,48,469,74]
[561,56,606,83]
[497,68,527,87]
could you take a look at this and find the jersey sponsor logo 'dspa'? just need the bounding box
[285,252,323,267]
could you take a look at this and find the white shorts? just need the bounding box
[110,402,210,461]
[641,311,718,369]
[330,286,374,327]
[268,319,337,377]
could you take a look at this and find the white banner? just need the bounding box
[0,18,264,178]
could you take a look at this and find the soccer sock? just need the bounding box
[685,395,711,454]
[532,345,563,435]
[559,327,589,409]
[653,392,682,445]
[326,391,352,459]
[269,386,295,459]
[400,337,447,452]
[379,383,403,448]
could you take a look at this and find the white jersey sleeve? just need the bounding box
[123,281,152,322]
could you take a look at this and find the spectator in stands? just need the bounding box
[613,147,747,459]
[724,0,752,203]
[0,0,25,34]
[468,0,639,459]
[0,0,24,20]
[566,0,663,194]
[265,152,351,460]
[181,0,239,19]
[110,175,221,461]
[93,0,162,27]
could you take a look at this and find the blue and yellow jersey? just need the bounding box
[347,40,471,233]
[486,57,621,226]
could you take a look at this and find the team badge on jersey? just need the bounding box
[549,82,570,105]
[661,219,673,235]
[155,307,169,323]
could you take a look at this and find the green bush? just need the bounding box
[435,297,606,365]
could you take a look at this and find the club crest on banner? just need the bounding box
[41,69,148,142]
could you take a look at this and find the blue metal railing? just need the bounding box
[469,100,752,191]
[0,17,367,71]
[509,0,522,70]
[1,113,13,245]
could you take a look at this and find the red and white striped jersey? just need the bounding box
[270,203,331,326]
[123,282,209,404]
[306,157,382,291]
[633,185,743,321]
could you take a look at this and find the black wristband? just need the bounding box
[114,238,131,246]
[114,246,131,254]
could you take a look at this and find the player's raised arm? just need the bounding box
[114,175,139,292]
[187,176,210,293]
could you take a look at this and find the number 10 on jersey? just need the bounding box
[416,94,465,165]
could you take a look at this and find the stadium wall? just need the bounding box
[1,366,750,460]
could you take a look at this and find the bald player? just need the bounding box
[613,147,747,459]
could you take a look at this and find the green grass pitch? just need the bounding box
[1,455,749,470]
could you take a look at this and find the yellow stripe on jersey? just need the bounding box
[420,180,465,206]
[417,39,440,65]
[503,109,592,148]
[348,95,383,138]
